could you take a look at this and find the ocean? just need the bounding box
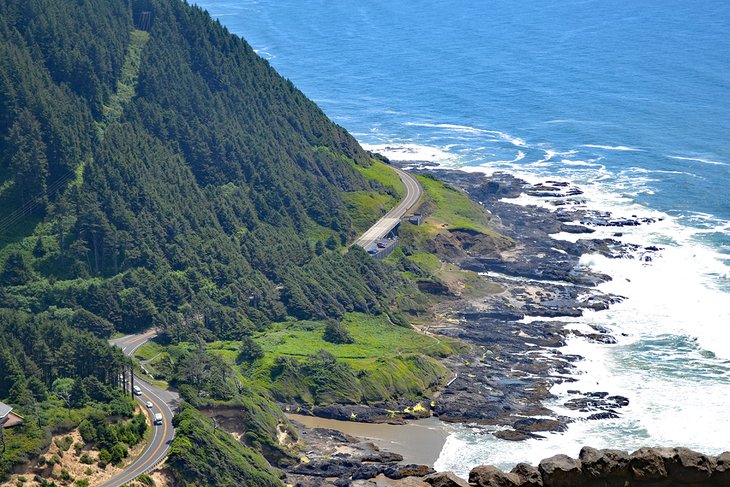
[196,0,730,476]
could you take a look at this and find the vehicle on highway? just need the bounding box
[377,241,387,248]
[367,248,378,254]
[145,401,153,408]
[133,385,142,396]
[154,413,163,425]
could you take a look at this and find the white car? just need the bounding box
[145,401,153,409]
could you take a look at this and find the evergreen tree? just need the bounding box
[4,109,49,214]
[0,252,34,286]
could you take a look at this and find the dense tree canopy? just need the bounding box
[0,0,405,338]
[0,0,412,481]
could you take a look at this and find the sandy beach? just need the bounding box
[286,414,451,467]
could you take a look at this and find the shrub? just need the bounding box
[323,319,354,344]
[98,449,111,468]
[110,442,128,465]
[137,474,156,486]
[78,420,95,443]
[54,435,73,452]
[236,336,264,364]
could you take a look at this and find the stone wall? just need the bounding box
[460,447,730,487]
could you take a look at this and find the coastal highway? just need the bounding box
[102,331,179,487]
[100,165,418,484]
[354,165,422,249]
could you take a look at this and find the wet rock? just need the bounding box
[510,463,542,486]
[664,447,714,483]
[629,447,669,481]
[559,224,594,234]
[289,476,337,487]
[387,465,436,479]
[607,395,629,407]
[538,454,582,487]
[586,411,619,420]
[512,417,564,432]
[712,451,730,485]
[469,465,522,487]
[423,471,469,487]
[353,465,385,480]
[579,447,629,479]
[362,451,404,463]
[290,458,361,478]
[492,429,543,441]
[581,333,617,344]
[563,394,628,413]
[353,464,435,481]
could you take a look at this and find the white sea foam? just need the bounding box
[482,150,526,165]
[253,48,275,60]
[359,142,457,163]
[434,161,730,478]
[583,144,644,152]
[668,155,730,166]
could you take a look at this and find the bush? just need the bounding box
[98,449,111,468]
[78,420,95,443]
[236,336,264,364]
[80,453,94,465]
[137,474,155,486]
[54,435,73,452]
[110,442,128,465]
[75,479,89,487]
[322,319,354,344]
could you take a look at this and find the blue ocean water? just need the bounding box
[197,0,730,475]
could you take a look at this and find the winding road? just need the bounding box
[102,164,419,485]
[354,165,422,250]
[102,331,178,487]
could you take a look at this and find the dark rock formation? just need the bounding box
[466,447,728,487]
[424,471,470,487]
[539,454,583,487]
[510,463,543,486]
[469,465,522,487]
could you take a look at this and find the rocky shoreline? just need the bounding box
[283,168,670,485]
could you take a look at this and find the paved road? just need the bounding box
[100,165,419,485]
[102,331,179,487]
[354,166,422,250]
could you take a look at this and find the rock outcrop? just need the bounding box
[466,447,727,486]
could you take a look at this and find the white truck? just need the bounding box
[154,413,163,426]
[133,385,142,396]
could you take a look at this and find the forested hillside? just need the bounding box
[0,0,404,340]
[0,0,413,481]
